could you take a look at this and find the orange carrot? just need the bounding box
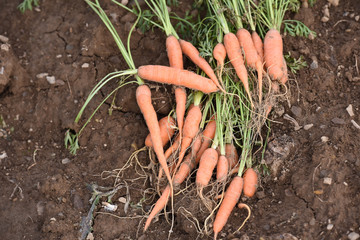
[237,29,263,102]
[173,105,202,174]
[213,43,226,67]
[157,135,180,185]
[173,153,195,187]
[174,87,186,140]
[225,143,239,169]
[195,120,217,165]
[252,31,264,63]
[179,39,224,92]
[144,184,171,232]
[213,176,244,239]
[243,168,258,197]
[136,85,173,190]
[196,148,219,187]
[137,65,218,94]
[264,29,286,82]
[223,33,252,103]
[166,35,183,69]
[145,116,176,147]
[216,155,229,182]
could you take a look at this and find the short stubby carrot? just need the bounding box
[264,29,286,82]
[195,119,217,165]
[213,176,244,239]
[243,168,258,197]
[196,148,219,187]
[145,116,176,148]
[213,42,226,71]
[223,33,252,102]
[137,65,218,94]
[166,35,183,69]
[179,39,223,91]
[216,155,229,182]
[136,85,173,190]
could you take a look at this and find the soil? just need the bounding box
[0,0,359,240]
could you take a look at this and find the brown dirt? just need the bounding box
[0,0,359,240]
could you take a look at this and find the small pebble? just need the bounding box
[327,223,334,230]
[321,16,330,23]
[331,118,345,124]
[348,232,360,240]
[321,136,329,142]
[350,13,355,18]
[34,6,41,12]
[61,158,70,164]
[81,63,89,68]
[0,35,9,43]
[327,0,339,7]
[121,0,129,5]
[346,105,355,117]
[351,120,360,129]
[323,8,330,18]
[1,44,10,51]
[46,76,56,84]
[291,106,302,117]
[343,12,349,17]
[56,54,62,58]
[323,177,332,185]
[36,73,49,78]
[86,232,94,240]
[310,59,319,69]
[118,197,127,204]
[355,16,360,21]
[304,124,314,130]
[343,182,348,186]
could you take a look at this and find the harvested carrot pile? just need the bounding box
[66,0,315,239]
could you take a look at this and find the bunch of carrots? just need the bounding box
[68,0,314,238]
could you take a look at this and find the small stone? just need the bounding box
[321,136,329,142]
[0,151,7,160]
[346,105,355,117]
[323,177,332,185]
[36,73,48,78]
[327,0,339,7]
[323,8,330,18]
[310,59,318,69]
[350,13,355,18]
[61,158,70,164]
[304,124,314,130]
[327,223,334,230]
[351,120,360,129]
[55,79,65,86]
[355,16,360,21]
[309,218,316,226]
[1,44,10,51]
[34,6,41,12]
[56,54,62,58]
[331,117,345,124]
[348,232,360,240]
[81,63,89,68]
[46,76,56,84]
[118,197,127,204]
[343,12,349,17]
[36,202,45,215]
[121,0,129,5]
[0,35,9,43]
[86,233,94,240]
[291,106,302,117]
[321,16,330,23]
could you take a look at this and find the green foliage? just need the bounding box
[136,9,156,33]
[285,52,308,74]
[284,19,316,38]
[18,0,39,13]
[288,0,301,12]
[308,0,317,7]
[64,129,79,155]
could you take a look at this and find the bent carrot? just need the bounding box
[145,116,176,147]
[136,85,173,190]
[264,29,286,82]
[216,155,229,182]
[196,148,219,187]
[137,65,218,94]
[243,168,258,197]
[213,176,244,239]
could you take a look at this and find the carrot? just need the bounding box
[136,85,173,191]
[223,33,252,104]
[196,148,219,187]
[166,35,183,69]
[179,39,224,92]
[252,31,264,63]
[213,176,244,239]
[174,87,186,141]
[137,65,218,94]
[157,135,180,186]
[237,29,263,102]
[243,168,258,197]
[195,119,217,165]
[173,153,195,187]
[173,104,202,174]
[145,116,176,147]
[144,184,171,232]
[225,143,239,169]
[216,155,229,182]
[264,29,286,82]
[213,43,226,68]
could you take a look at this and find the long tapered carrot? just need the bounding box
[237,29,263,102]
[136,85,173,191]
[243,168,258,197]
[145,116,176,147]
[179,39,224,92]
[196,148,219,187]
[213,176,244,239]
[174,87,186,140]
[264,29,286,82]
[137,65,218,94]
[223,33,252,104]
[195,120,217,165]
[252,31,264,63]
